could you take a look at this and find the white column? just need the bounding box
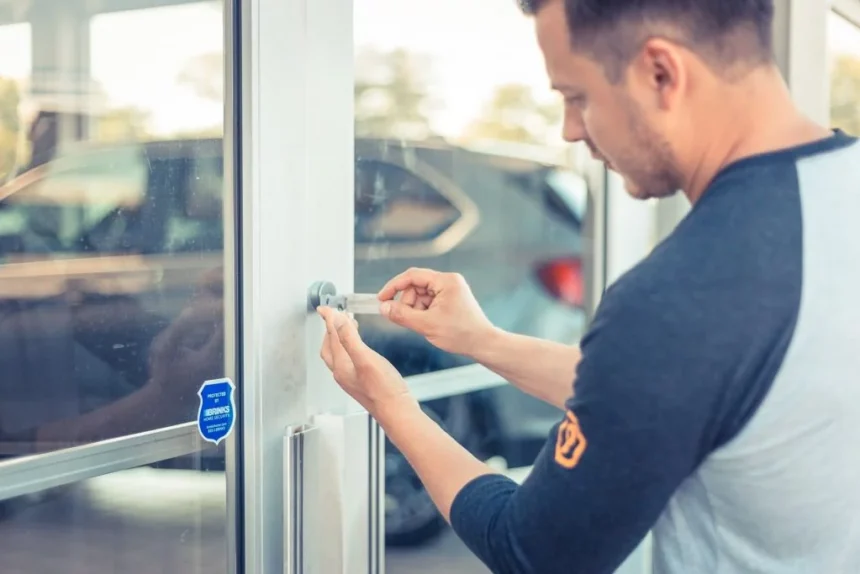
[785,0,830,123]
[605,172,658,284]
[29,0,93,145]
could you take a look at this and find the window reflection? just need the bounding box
[0,0,228,459]
[0,455,227,574]
[353,0,592,563]
[829,11,860,135]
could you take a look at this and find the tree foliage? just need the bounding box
[94,106,151,142]
[831,54,860,136]
[461,83,561,145]
[354,48,436,141]
[178,52,224,103]
[0,77,21,181]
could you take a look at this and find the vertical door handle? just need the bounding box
[284,424,311,574]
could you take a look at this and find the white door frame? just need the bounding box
[237,0,375,571]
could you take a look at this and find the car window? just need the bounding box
[163,151,224,253]
[0,144,148,258]
[504,166,588,231]
[544,168,588,224]
[355,158,474,254]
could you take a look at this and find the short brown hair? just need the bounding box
[519,0,774,81]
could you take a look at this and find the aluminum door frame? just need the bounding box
[237,0,371,571]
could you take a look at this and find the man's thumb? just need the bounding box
[381,301,425,331]
[333,314,368,361]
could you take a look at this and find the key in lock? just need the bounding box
[308,281,382,315]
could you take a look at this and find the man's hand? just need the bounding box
[147,297,225,411]
[377,268,496,357]
[379,267,580,409]
[318,308,497,529]
[317,306,415,417]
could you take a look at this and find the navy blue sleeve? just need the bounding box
[451,282,703,573]
[449,205,801,574]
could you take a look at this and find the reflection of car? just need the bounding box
[0,137,589,546]
[354,139,588,544]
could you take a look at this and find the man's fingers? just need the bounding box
[320,331,334,369]
[380,300,427,331]
[392,287,434,311]
[401,287,419,307]
[378,268,439,301]
[415,294,433,310]
[317,309,335,369]
[194,266,225,300]
[186,323,225,380]
[332,312,370,364]
[151,302,216,369]
[200,323,225,357]
[164,299,224,349]
[318,307,370,369]
[321,310,353,370]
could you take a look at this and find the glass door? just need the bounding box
[0,1,239,573]
[0,0,378,570]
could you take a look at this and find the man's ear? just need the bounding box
[630,38,686,110]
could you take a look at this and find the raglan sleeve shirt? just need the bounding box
[448,227,794,574]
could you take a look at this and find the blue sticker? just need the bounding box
[196,378,236,445]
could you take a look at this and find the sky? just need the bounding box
[829,10,860,56]
[353,0,557,136]
[0,2,858,138]
[0,0,554,139]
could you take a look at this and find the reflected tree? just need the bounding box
[355,48,436,141]
[0,77,21,181]
[178,52,224,103]
[172,52,226,138]
[461,83,561,145]
[175,47,437,141]
[831,55,860,136]
[94,106,151,142]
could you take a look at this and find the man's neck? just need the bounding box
[682,69,833,204]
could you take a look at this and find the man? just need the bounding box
[318,0,860,572]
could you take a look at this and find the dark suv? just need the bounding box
[0,137,589,546]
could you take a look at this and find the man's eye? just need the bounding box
[565,95,585,106]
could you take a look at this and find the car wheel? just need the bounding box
[384,395,474,547]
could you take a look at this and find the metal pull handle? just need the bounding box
[284,424,310,574]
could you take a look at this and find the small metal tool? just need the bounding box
[308,281,382,314]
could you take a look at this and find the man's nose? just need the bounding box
[561,111,586,144]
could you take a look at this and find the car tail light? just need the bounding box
[536,257,584,308]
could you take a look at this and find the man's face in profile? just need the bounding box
[534,0,684,199]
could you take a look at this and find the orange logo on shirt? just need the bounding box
[554,410,587,469]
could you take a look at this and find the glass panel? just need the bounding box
[0,1,229,458]
[829,10,860,135]
[354,3,592,565]
[0,453,227,574]
[354,4,589,378]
